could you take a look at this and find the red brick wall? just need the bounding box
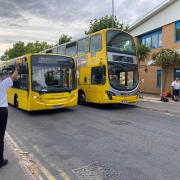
[135,22,180,94]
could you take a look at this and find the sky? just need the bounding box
[0,0,165,57]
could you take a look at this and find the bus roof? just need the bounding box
[0,53,73,65]
[41,28,133,53]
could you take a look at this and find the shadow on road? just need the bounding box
[82,103,137,111]
[9,105,75,116]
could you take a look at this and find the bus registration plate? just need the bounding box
[53,105,63,109]
[122,100,128,104]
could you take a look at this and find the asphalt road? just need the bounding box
[6,103,180,180]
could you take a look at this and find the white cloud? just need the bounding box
[0,0,165,56]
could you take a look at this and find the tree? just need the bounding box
[152,48,179,99]
[25,41,52,54]
[58,34,72,45]
[1,41,52,61]
[7,41,25,60]
[136,44,151,64]
[85,15,129,35]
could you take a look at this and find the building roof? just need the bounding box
[129,0,177,31]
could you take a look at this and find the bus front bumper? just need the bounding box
[102,94,139,104]
[29,91,78,111]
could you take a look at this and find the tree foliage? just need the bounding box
[1,41,52,61]
[136,44,151,63]
[152,48,179,98]
[85,15,129,35]
[58,34,72,45]
[152,48,179,66]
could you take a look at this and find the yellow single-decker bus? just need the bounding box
[0,54,78,111]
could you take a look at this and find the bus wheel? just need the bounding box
[14,95,19,108]
[78,91,85,105]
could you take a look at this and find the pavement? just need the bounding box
[138,93,180,115]
[0,136,33,180]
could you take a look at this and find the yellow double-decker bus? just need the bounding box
[0,54,78,111]
[43,28,139,104]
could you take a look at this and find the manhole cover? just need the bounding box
[110,120,131,126]
[72,161,120,180]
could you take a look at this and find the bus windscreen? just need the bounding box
[107,30,136,55]
[31,55,76,93]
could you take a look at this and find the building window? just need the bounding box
[174,68,180,79]
[152,34,158,48]
[157,70,161,88]
[141,30,162,49]
[158,33,162,47]
[175,21,180,42]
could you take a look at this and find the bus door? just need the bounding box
[12,58,29,109]
[85,34,105,102]
[86,66,106,103]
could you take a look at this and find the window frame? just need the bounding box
[140,29,162,49]
[175,20,180,43]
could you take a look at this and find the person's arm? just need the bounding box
[171,82,174,89]
[11,64,19,81]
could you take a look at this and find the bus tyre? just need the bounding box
[78,91,85,105]
[14,96,19,108]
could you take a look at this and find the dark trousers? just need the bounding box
[173,89,179,96]
[0,107,8,162]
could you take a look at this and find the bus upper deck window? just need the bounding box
[66,42,77,56]
[90,34,102,53]
[58,46,65,55]
[77,38,89,55]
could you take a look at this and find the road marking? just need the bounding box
[32,144,57,180]
[33,144,70,180]
[50,162,70,180]
[6,133,56,180]
[39,165,56,180]
[5,132,42,180]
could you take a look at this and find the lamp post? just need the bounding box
[112,0,115,27]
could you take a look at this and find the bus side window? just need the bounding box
[66,42,77,56]
[13,67,21,88]
[2,67,8,79]
[20,61,29,90]
[57,46,65,55]
[52,48,58,54]
[46,50,53,54]
[77,38,89,55]
[91,66,106,85]
[90,34,102,53]
[0,68,2,78]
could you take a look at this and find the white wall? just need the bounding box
[130,0,180,36]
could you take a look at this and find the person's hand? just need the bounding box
[15,63,20,72]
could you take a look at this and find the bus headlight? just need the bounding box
[33,96,37,99]
[106,91,115,100]
[33,95,41,100]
